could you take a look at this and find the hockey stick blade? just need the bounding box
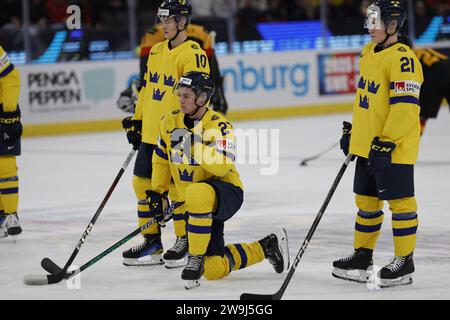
[23,272,65,286]
[41,258,63,275]
[240,291,282,300]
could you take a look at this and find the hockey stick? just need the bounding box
[241,153,354,300]
[299,141,339,166]
[23,201,183,285]
[22,149,136,286]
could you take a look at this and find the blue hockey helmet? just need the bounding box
[174,71,215,105]
[156,0,192,27]
[364,0,406,30]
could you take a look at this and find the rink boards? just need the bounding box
[17,43,450,137]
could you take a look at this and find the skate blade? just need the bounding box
[123,254,164,266]
[379,275,413,288]
[280,228,290,270]
[165,257,187,269]
[332,267,370,283]
[184,280,200,290]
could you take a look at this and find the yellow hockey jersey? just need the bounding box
[134,40,210,145]
[151,109,243,201]
[350,42,424,164]
[0,46,20,112]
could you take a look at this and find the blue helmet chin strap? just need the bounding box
[379,20,398,47]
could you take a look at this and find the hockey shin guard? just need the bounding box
[133,175,159,235]
[354,195,384,250]
[185,183,216,255]
[389,197,418,256]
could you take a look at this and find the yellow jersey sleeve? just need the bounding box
[152,116,172,195]
[0,46,14,78]
[133,57,150,121]
[0,46,20,112]
[382,47,423,143]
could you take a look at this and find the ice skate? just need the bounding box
[164,236,188,269]
[332,248,373,283]
[378,253,414,288]
[182,254,204,290]
[122,234,164,266]
[258,228,290,273]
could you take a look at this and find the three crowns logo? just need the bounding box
[368,81,380,94]
[179,169,194,182]
[359,95,369,109]
[153,88,166,101]
[164,75,175,87]
[358,76,367,90]
[149,72,160,84]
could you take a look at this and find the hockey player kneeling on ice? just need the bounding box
[0,46,22,240]
[333,0,422,288]
[149,71,290,289]
[121,0,210,267]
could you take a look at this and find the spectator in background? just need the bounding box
[264,0,288,22]
[289,0,320,21]
[190,0,213,18]
[328,0,360,21]
[0,0,22,31]
[100,0,128,29]
[211,0,236,19]
[425,0,450,16]
[46,0,69,28]
[235,0,264,40]
[30,0,48,28]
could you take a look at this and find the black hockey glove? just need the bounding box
[368,137,396,175]
[145,190,171,227]
[340,121,352,156]
[122,116,142,150]
[0,107,23,147]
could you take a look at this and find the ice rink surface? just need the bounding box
[1,111,449,300]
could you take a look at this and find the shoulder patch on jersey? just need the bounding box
[191,44,200,50]
[216,139,235,152]
[398,47,407,52]
[172,109,181,115]
[211,115,220,121]
[393,80,421,95]
[0,52,11,69]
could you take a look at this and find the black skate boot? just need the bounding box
[164,236,188,269]
[181,254,205,290]
[258,228,290,274]
[122,234,164,266]
[5,213,22,237]
[332,248,373,283]
[0,212,7,239]
[378,253,414,288]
